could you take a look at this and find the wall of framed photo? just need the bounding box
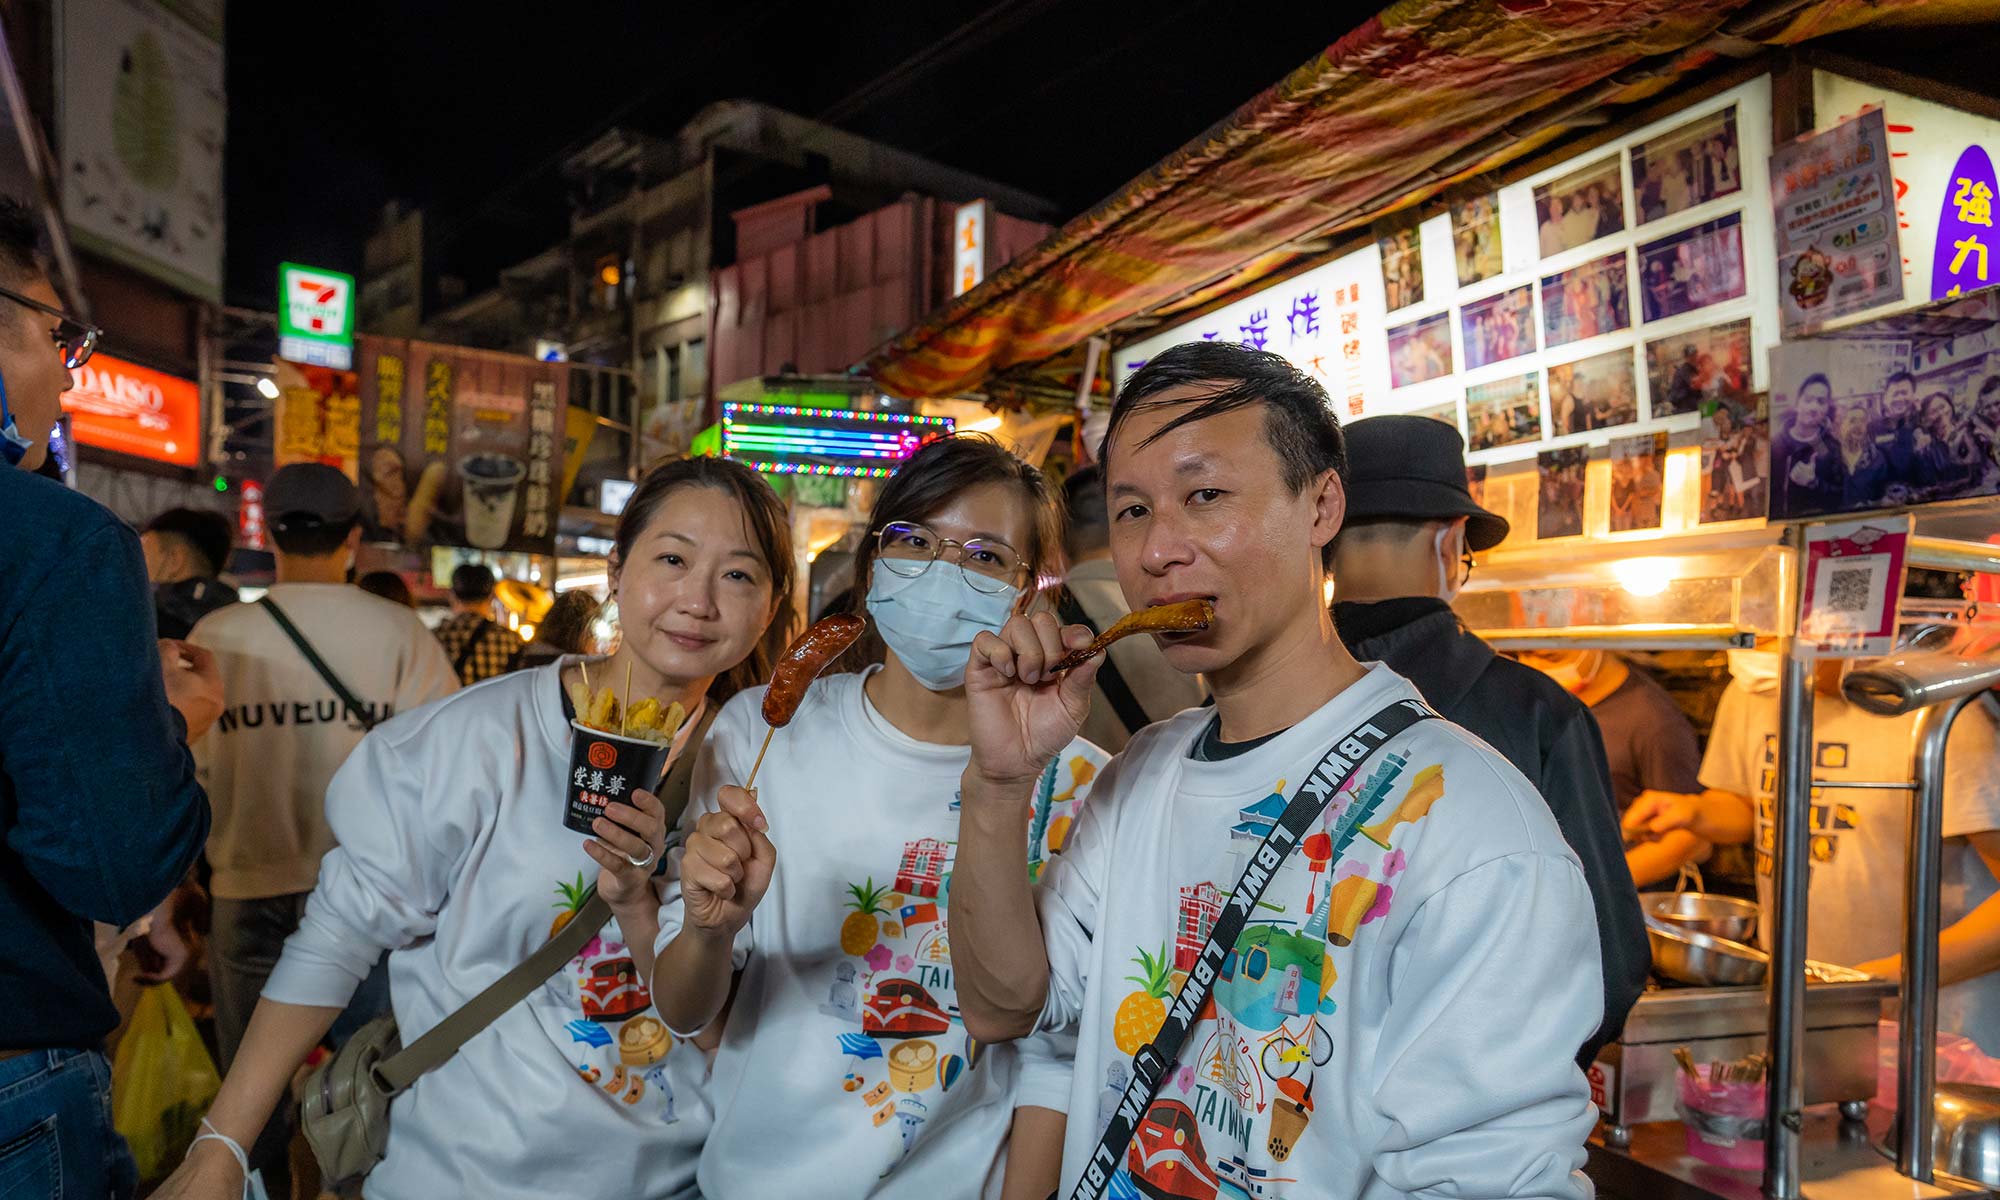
[1115,77,1784,546]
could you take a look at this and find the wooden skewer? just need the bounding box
[744,726,776,790]
[621,661,633,736]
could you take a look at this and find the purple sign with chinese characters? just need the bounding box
[1933,145,1998,299]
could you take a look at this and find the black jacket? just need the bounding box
[1336,597,1648,1066]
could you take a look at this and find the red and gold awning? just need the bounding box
[867,0,1996,398]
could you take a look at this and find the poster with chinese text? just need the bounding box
[1771,107,1902,334]
[356,335,567,555]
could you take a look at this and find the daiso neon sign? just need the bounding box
[60,352,200,467]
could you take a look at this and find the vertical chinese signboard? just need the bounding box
[1933,147,1997,300]
[355,336,566,555]
[1770,107,1902,334]
[952,201,988,297]
[273,359,361,479]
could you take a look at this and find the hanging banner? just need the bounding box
[272,359,360,480]
[1770,107,1902,334]
[1799,515,1911,657]
[56,0,225,300]
[356,336,567,555]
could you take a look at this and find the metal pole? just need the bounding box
[1896,693,1978,1181]
[1764,638,1815,1199]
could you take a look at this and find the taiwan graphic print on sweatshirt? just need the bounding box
[1035,663,1603,1200]
[657,667,1108,1199]
[263,662,711,1199]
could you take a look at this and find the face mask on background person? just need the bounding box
[1434,523,1467,602]
[866,565,1022,691]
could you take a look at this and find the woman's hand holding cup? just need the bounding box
[585,787,669,914]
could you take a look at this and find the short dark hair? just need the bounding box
[1061,462,1108,555]
[357,570,415,607]
[143,507,232,576]
[1798,372,1833,400]
[0,198,47,290]
[271,514,356,557]
[450,563,497,602]
[1884,370,1916,393]
[1104,341,1348,566]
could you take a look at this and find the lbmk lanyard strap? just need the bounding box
[1069,696,1438,1200]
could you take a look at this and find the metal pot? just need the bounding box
[1885,1083,2000,1186]
[1642,892,1761,944]
[1646,916,1768,987]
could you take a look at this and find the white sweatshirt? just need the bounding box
[262,661,711,1200]
[1035,663,1602,1200]
[657,668,1109,1199]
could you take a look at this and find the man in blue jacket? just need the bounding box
[0,198,221,1198]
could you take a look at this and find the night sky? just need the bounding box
[223,1,1370,309]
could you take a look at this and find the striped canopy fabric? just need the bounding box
[866,0,1992,398]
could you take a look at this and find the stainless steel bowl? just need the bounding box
[1885,1083,2000,1186]
[1646,916,1769,987]
[1641,892,1761,944]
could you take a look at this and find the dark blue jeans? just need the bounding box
[0,1048,135,1200]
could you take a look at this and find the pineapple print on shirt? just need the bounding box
[528,872,691,1124]
[821,747,1106,1170]
[1106,755,1446,1200]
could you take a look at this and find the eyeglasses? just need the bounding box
[1459,550,1476,588]
[0,283,100,369]
[876,521,1025,595]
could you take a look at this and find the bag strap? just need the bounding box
[373,701,714,1092]
[1056,592,1152,738]
[1069,697,1437,1200]
[451,617,495,681]
[259,598,378,732]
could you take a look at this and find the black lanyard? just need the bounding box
[1069,696,1437,1200]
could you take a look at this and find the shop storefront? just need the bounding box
[864,13,2000,1198]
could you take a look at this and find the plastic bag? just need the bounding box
[1873,1018,2000,1111]
[112,983,222,1181]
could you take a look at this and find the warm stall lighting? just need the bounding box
[255,376,280,400]
[1612,557,1676,597]
[960,414,1004,434]
[519,623,536,643]
[557,573,609,594]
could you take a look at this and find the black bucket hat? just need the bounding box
[1340,415,1509,551]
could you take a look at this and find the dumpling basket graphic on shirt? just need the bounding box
[298,706,715,1186]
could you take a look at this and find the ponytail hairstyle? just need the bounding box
[611,456,801,704]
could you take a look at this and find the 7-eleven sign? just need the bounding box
[278,262,356,368]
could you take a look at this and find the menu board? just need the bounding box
[356,335,568,554]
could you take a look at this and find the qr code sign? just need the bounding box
[1825,563,1874,614]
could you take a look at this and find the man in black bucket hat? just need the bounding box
[1330,415,1646,1067]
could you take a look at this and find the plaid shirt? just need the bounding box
[435,612,518,685]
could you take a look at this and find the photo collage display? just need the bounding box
[1376,90,1769,538]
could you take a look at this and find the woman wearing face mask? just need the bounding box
[159,457,797,1200]
[648,435,1110,1199]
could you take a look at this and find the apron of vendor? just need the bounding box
[1703,680,2000,1054]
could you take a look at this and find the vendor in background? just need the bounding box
[1519,650,1708,890]
[1624,634,2000,1053]
[1329,414,1646,1066]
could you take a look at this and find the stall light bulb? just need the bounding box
[1614,557,1675,598]
[961,414,1004,434]
[256,377,280,400]
[519,623,536,643]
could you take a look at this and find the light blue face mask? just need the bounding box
[0,373,30,467]
[866,565,1022,691]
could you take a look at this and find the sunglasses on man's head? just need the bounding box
[0,283,99,369]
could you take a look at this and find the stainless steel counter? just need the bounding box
[1595,975,1897,1142]
[1588,1106,1980,1200]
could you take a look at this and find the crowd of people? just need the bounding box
[4,170,2000,1200]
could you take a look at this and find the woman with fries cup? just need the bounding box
[156,457,799,1200]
